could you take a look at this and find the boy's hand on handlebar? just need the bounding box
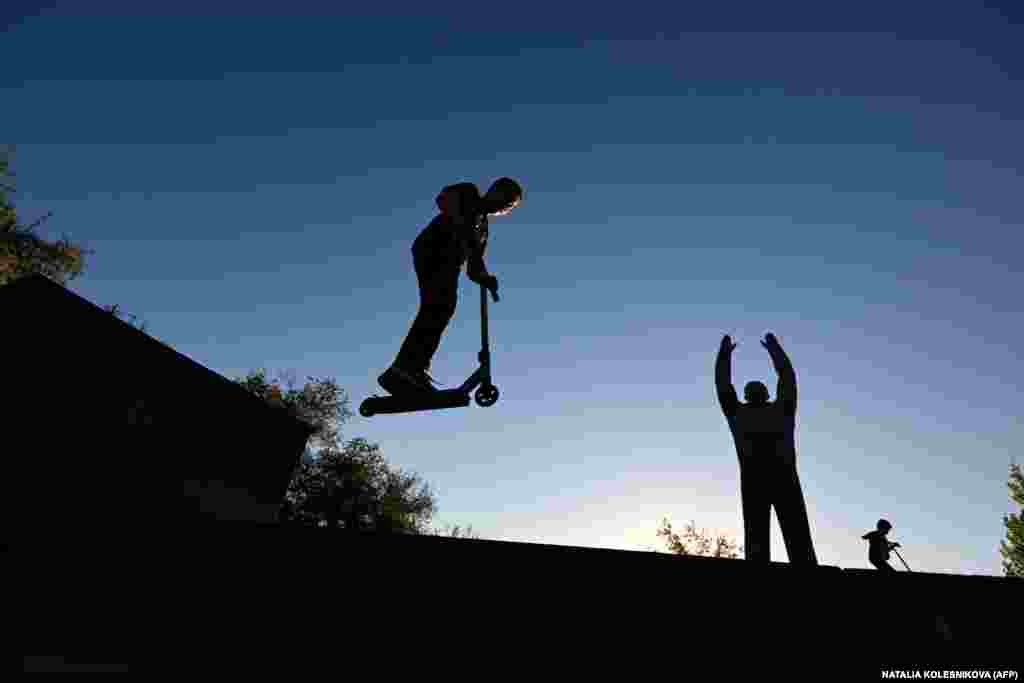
[482,274,499,302]
[469,269,499,301]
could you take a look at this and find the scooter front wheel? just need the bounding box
[359,398,378,417]
[474,384,499,407]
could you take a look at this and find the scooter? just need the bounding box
[892,546,912,572]
[359,283,500,417]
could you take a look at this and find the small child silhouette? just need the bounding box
[379,178,522,396]
[862,519,901,571]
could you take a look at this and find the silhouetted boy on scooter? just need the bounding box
[862,519,901,571]
[379,177,522,396]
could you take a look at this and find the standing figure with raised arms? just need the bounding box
[715,333,818,565]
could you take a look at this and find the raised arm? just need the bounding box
[762,333,796,415]
[715,335,739,417]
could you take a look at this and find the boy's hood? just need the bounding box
[436,182,481,213]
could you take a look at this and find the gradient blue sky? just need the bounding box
[4,1,1022,575]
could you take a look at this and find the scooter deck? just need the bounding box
[361,389,471,416]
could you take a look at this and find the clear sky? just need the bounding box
[4,1,1022,575]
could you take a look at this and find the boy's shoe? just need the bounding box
[378,366,438,395]
[419,370,443,391]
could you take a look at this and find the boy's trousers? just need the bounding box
[394,246,461,374]
[739,457,818,565]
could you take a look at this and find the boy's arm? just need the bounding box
[464,218,489,283]
[437,183,489,281]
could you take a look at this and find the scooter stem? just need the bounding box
[479,283,490,361]
[893,548,912,572]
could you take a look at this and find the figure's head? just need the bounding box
[743,381,770,405]
[482,177,523,217]
[877,519,892,534]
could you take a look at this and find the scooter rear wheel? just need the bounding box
[474,384,499,407]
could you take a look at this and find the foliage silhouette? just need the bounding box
[2,145,150,332]
[656,517,742,559]
[1000,463,1024,577]
[431,523,483,539]
[235,369,439,533]
[1,145,90,287]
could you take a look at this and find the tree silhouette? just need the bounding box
[431,523,483,539]
[656,517,742,559]
[235,369,438,533]
[999,463,1024,577]
[1,145,90,287]
[2,145,150,332]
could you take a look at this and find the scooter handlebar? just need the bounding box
[476,279,498,302]
[470,274,499,302]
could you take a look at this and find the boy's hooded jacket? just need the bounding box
[862,529,892,565]
[413,183,488,271]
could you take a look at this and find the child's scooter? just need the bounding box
[892,545,912,572]
[359,283,500,417]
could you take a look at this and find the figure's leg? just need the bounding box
[410,260,459,376]
[740,465,771,563]
[394,251,459,375]
[774,464,818,565]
